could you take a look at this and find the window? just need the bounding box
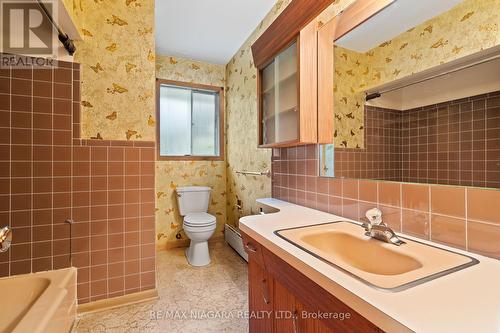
[156,79,224,160]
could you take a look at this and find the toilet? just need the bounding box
[176,186,216,266]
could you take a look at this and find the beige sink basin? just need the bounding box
[276,222,478,291]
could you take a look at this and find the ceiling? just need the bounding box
[336,0,464,52]
[155,0,276,65]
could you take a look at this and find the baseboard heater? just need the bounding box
[224,224,248,262]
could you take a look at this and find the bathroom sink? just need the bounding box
[275,221,479,291]
[301,232,423,275]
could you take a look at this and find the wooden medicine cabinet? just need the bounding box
[252,0,394,148]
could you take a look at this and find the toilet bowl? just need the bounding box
[176,187,216,266]
[183,213,216,266]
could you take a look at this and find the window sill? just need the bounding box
[157,155,224,161]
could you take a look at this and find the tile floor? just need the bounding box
[73,242,248,333]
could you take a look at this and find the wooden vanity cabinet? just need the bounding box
[243,231,383,333]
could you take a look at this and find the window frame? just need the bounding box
[156,78,224,161]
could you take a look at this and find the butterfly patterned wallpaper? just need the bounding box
[156,55,226,87]
[73,0,156,141]
[155,54,227,249]
[224,0,356,226]
[333,0,500,148]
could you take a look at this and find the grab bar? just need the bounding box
[235,170,271,178]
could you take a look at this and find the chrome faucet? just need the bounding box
[0,226,12,252]
[362,208,405,246]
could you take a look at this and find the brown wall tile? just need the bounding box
[359,180,377,203]
[342,199,359,220]
[342,179,358,200]
[431,185,466,218]
[379,205,401,232]
[467,188,500,224]
[402,210,430,240]
[402,183,429,212]
[467,221,500,259]
[378,181,401,207]
[430,215,466,249]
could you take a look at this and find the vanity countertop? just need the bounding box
[239,198,500,333]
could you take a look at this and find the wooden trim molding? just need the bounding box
[335,0,394,40]
[317,17,337,144]
[316,0,395,145]
[155,78,225,161]
[77,289,159,315]
[298,18,318,144]
[251,0,336,69]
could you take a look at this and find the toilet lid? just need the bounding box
[184,213,216,226]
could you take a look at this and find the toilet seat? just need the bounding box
[183,222,216,228]
[183,212,216,227]
[183,223,216,233]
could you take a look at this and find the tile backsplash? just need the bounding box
[335,91,500,188]
[272,145,500,260]
[0,56,155,304]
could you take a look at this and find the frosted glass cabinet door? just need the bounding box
[262,60,276,144]
[276,42,298,143]
[260,41,298,146]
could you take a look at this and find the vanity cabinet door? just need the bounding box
[262,246,380,333]
[274,279,296,332]
[316,320,335,333]
[274,278,334,333]
[294,298,320,333]
[259,40,300,147]
[248,258,274,333]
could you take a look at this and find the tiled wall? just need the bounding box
[335,91,500,188]
[0,56,156,304]
[72,139,155,304]
[0,60,78,277]
[335,106,402,181]
[272,145,500,260]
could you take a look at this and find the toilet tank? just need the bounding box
[176,186,211,216]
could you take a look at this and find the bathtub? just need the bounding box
[0,267,77,333]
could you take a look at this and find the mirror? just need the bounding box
[319,144,335,177]
[320,0,500,189]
